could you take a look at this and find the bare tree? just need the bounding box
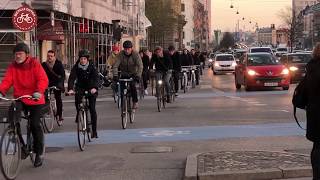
[219,32,235,50]
[277,6,304,51]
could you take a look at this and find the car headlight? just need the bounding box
[231,62,237,66]
[281,68,290,75]
[208,59,213,62]
[247,70,257,76]
[158,80,163,85]
[214,62,219,67]
[289,66,298,71]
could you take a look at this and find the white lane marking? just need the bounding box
[139,130,191,137]
[268,110,290,113]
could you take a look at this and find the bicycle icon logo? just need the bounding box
[12,6,37,31]
[16,13,34,24]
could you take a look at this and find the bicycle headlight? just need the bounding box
[158,80,163,85]
[209,59,213,62]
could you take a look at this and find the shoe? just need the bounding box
[34,154,43,167]
[133,102,138,109]
[57,117,64,126]
[91,132,98,138]
[144,89,148,95]
[21,146,29,160]
[175,93,178,97]
[166,96,171,103]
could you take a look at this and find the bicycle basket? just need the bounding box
[0,102,12,123]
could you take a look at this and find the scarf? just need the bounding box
[78,62,89,71]
[46,60,55,69]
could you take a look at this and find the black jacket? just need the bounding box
[306,58,320,142]
[192,53,201,65]
[42,60,65,89]
[168,51,181,72]
[151,54,173,73]
[142,54,150,72]
[181,53,193,67]
[68,61,99,91]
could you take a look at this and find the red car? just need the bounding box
[235,53,290,91]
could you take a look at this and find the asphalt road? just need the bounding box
[0,67,311,180]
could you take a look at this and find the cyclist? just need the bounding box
[67,49,99,138]
[0,43,48,167]
[151,46,173,103]
[42,50,66,124]
[167,45,181,95]
[139,49,151,95]
[108,45,120,94]
[191,49,201,85]
[113,40,143,109]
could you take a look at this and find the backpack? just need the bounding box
[292,76,307,130]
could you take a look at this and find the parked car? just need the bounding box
[235,53,290,91]
[280,52,312,83]
[213,54,237,75]
[249,47,273,55]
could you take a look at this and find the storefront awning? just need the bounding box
[37,20,65,41]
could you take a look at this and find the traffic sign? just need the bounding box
[12,5,37,31]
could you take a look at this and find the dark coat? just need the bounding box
[305,58,320,142]
[181,53,193,67]
[192,53,201,65]
[151,54,173,73]
[42,60,65,90]
[142,54,150,72]
[68,61,99,91]
[169,51,181,72]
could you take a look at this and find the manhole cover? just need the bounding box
[46,147,64,153]
[131,146,173,153]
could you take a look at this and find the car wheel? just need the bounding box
[283,86,289,90]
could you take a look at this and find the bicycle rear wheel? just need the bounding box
[43,102,55,133]
[191,73,196,88]
[0,127,21,180]
[156,85,162,112]
[77,110,86,151]
[121,95,128,129]
[183,75,187,93]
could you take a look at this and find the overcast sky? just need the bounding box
[212,0,291,32]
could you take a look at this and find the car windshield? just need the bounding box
[288,54,312,63]
[248,54,280,66]
[251,48,272,53]
[216,55,234,61]
[277,48,287,52]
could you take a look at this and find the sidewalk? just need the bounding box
[185,151,312,180]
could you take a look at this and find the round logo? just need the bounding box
[12,6,37,31]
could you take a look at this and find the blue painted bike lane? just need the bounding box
[45,122,305,147]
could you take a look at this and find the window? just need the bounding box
[181,3,185,12]
[112,0,116,6]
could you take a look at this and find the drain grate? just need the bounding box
[45,147,64,153]
[131,146,173,153]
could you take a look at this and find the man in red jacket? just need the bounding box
[0,43,48,167]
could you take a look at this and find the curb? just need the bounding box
[184,152,312,180]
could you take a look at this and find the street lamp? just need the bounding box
[230,0,234,8]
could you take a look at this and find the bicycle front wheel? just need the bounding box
[0,127,21,180]
[77,111,86,151]
[128,96,135,123]
[43,102,55,133]
[156,85,162,112]
[162,87,166,109]
[121,95,128,129]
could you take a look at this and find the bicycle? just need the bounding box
[68,91,92,151]
[0,95,45,180]
[169,73,176,103]
[118,78,135,129]
[42,86,62,133]
[155,73,167,112]
[191,66,197,88]
[138,78,144,100]
[181,66,190,93]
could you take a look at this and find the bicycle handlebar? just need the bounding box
[0,95,33,101]
[48,86,60,91]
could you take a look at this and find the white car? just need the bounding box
[275,47,288,57]
[213,54,237,75]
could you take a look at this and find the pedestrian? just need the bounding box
[0,43,48,167]
[305,42,320,179]
[42,50,66,124]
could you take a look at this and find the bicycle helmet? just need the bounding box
[123,40,133,48]
[13,43,30,54]
[78,49,90,58]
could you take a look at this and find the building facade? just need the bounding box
[146,0,186,50]
[194,0,209,51]
[181,0,194,50]
[293,0,319,15]
[0,0,150,71]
